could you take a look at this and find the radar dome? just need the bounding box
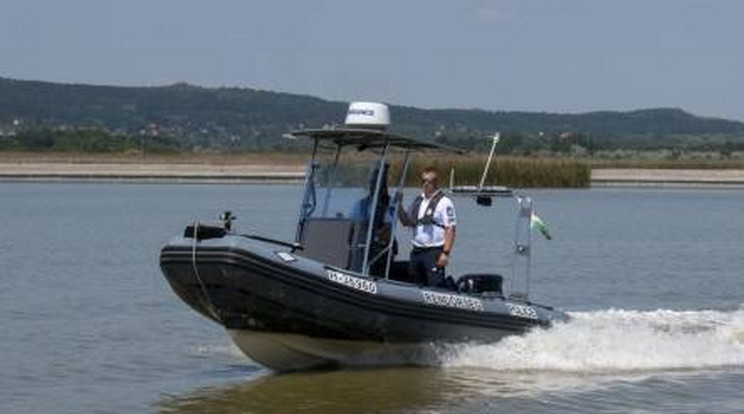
[344,102,390,130]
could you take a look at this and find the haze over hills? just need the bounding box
[1,76,743,152]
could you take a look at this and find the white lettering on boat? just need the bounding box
[326,269,378,294]
[347,109,375,116]
[275,252,297,262]
[422,291,484,312]
[506,303,538,319]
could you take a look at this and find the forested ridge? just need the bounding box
[2,76,744,155]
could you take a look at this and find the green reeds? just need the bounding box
[392,156,590,188]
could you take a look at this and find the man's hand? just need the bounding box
[394,192,403,206]
[378,224,391,243]
[436,252,449,267]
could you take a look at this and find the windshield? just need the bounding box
[304,147,393,222]
[294,143,410,276]
[314,159,374,220]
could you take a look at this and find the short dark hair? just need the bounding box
[420,166,438,177]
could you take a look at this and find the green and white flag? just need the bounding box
[531,212,552,240]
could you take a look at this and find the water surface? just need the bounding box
[1,184,743,413]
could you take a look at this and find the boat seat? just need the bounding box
[298,218,356,269]
[387,261,416,283]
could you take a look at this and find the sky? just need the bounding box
[2,0,743,121]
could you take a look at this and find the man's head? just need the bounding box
[420,166,439,197]
[368,162,390,195]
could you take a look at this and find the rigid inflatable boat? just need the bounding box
[160,102,568,371]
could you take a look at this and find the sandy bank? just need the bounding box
[0,161,305,183]
[591,168,744,187]
[2,158,744,187]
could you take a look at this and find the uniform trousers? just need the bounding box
[409,245,445,287]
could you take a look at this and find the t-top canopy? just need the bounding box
[286,127,466,154]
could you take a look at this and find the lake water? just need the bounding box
[1,183,743,413]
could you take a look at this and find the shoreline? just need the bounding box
[591,168,744,188]
[0,160,305,184]
[2,160,744,187]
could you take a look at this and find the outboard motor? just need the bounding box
[457,274,504,297]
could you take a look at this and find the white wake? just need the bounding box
[443,307,744,372]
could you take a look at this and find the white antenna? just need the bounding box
[448,132,511,199]
[478,133,500,190]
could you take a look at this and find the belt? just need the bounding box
[412,245,444,253]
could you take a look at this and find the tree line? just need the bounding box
[0,128,177,153]
[2,77,744,155]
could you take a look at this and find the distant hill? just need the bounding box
[2,76,744,152]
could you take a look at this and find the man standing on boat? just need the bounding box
[397,166,457,287]
[350,163,396,276]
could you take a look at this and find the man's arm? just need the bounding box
[437,226,456,267]
[437,197,457,267]
[443,226,455,255]
[396,195,415,227]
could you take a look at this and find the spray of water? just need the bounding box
[443,307,744,373]
[192,343,246,360]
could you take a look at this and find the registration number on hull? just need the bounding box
[506,303,538,320]
[422,291,484,312]
[326,269,378,294]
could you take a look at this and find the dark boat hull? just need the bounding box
[160,235,568,371]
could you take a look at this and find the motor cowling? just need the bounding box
[457,274,504,296]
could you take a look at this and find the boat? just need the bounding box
[159,102,568,372]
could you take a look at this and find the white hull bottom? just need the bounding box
[227,330,443,372]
